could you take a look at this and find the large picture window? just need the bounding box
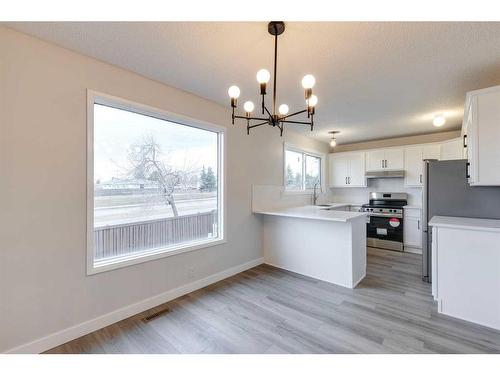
[284,144,323,192]
[87,92,224,274]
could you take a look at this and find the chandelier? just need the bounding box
[227,21,318,136]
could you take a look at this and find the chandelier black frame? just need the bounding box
[228,21,318,137]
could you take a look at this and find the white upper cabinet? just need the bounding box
[366,149,386,171]
[329,152,366,187]
[384,148,405,170]
[404,144,441,187]
[422,144,441,160]
[366,148,404,171]
[348,152,366,186]
[463,85,500,186]
[329,154,349,187]
[440,138,463,160]
[404,147,423,186]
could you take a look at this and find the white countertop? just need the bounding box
[253,204,366,223]
[429,215,500,232]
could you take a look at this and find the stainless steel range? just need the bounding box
[361,192,407,252]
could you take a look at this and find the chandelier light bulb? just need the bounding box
[256,69,271,84]
[307,94,318,108]
[243,101,255,113]
[301,74,316,89]
[228,85,241,99]
[330,138,337,147]
[279,104,289,115]
[433,114,446,127]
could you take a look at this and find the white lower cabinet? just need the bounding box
[430,217,500,330]
[329,152,366,187]
[404,208,422,252]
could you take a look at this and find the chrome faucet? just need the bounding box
[312,182,320,205]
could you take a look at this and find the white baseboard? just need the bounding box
[4,257,264,354]
[404,246,422,255]
[352,272,366,288]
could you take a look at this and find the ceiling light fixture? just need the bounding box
[433,114,446,127]
[227,21,318,136]
[329,131,339,148]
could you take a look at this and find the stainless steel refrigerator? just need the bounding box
[422,159,500,282]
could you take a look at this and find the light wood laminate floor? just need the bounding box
[46,248,500,354]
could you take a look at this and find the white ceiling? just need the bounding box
[6,22,500,144]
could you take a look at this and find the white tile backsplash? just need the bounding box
[252,184,332,211]
[329,178,423,206]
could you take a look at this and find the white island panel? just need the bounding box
[262,214,366,289]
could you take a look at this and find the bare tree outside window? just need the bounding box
[126,134,194,217]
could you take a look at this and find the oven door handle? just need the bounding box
[366,213,403,219]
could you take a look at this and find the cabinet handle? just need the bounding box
[418,220,420,230]
[345,177,348,185]
[381,160,383,168]
[348,176,351,184]
[419,174,422,183]
[463,134,467,148]
[384,160,387,168]
[466,162,470,179]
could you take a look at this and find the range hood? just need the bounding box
[365,170,405,179]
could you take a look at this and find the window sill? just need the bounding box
[87,237,226,275]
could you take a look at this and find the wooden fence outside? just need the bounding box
[94,210,217,260]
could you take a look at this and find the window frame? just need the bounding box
[283,142,325,194]
[86,90,226,275]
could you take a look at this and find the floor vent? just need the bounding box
[142,306,171,322]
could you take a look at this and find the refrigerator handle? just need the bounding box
[466,162,470,179]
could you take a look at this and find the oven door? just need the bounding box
[366,215,404,251]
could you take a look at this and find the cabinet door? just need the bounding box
[348,152,366,187]
[404,147,423,186]
[384,148,404,170]
[473,90,500,185]
[467,95,478,183]
[423,144,441,160]
[329,155,349,187]
[366,150,385,171]
[440,139,462,160]
[462,98,473,160]
[404,216,422,248]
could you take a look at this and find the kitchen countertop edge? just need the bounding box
[253,205,367,223]
[428,215,500,232]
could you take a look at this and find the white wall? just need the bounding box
[0,27,329,353]
[330,179,422,206]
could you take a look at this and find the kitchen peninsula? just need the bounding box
[254,204,367,288]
